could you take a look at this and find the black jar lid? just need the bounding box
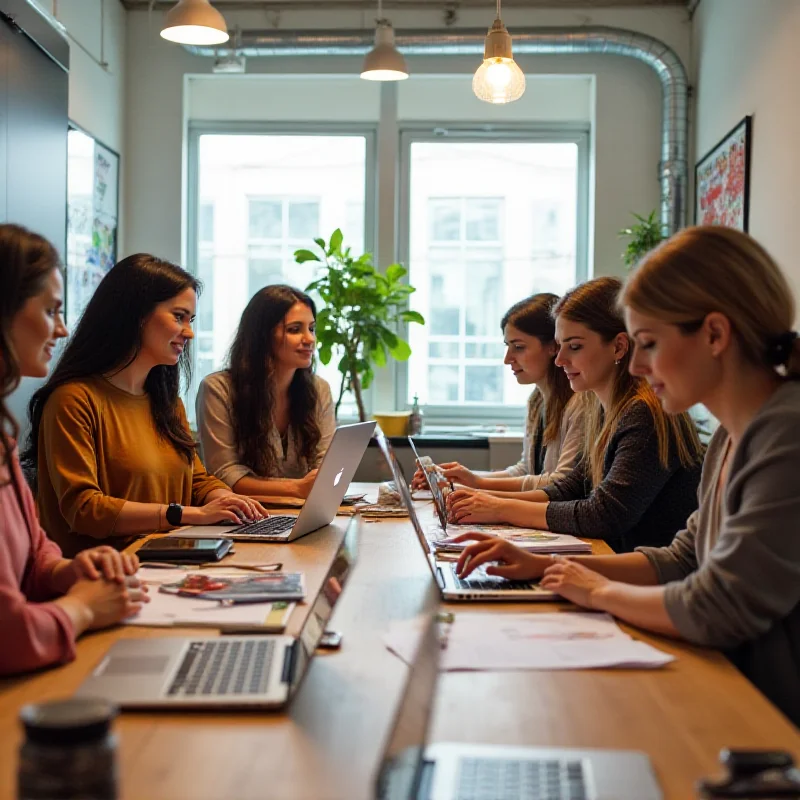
[20,698,118,746]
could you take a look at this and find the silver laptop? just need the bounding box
[375,430,554,602]
[181,421,375,543]
[75,515,360,709]
[408,437,451,534]
[376,612,663,800]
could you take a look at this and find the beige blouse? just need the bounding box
[196,371,336,489]
[499,393,583,490]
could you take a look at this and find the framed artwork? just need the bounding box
[694,115,752,232]
[66,125,120,325]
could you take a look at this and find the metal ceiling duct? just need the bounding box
[185,26,688,234]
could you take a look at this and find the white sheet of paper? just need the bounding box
[441,612,674,671]
[430,527,592,554]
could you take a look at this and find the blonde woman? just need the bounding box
[413,293,581,492]
[448,277,704,552]
[454,227,800,726]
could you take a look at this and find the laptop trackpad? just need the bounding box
[98,655,171,676]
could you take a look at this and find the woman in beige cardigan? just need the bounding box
[414,293,582,492]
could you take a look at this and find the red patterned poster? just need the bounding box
[695,116,752,232]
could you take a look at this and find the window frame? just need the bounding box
[185,121,379,422]
[395,124,591,426]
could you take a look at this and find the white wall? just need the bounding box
[692,0,800,301]
[40,0,127,244]
[125,5,691,276]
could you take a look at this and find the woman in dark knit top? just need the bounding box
[453,226,800,726]
[448,277,704,552]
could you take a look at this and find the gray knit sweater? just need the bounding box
[638,381,800,728]
[543,400,702,552]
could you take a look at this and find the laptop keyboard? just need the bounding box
[455,757,587,800]
[453,564,539,592]
[228,515,295,538]
[166,640,275,697]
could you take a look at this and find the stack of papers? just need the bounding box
[430,527,592,554]
[385,612,674,671]
[129,567,297,632]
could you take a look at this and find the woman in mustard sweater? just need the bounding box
[23,254,264,556]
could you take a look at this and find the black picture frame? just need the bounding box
[694,115,752,232]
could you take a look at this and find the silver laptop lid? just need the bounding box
[375,614,441,800]
[408,437,448,531]
[290,513,360,696]
[373,429,439,581]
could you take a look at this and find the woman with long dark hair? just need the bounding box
[23,254,264,557]
[413,293,581,492]
[448,277,704,552]
[196,285,334,499]
[0,224,150,675]
[453,227,800,725]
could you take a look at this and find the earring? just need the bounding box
[615,359,621,365]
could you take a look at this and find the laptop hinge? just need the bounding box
[281,640,299,685]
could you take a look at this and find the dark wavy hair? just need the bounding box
[0,224,61,473]
[228,285,321,477]
[501,293,574,445]
[23,254,200,484]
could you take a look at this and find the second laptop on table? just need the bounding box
[178,421,376,543]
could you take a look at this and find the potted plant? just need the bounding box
[295,229,425,421]
[619,210,665,268]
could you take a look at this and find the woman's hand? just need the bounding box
[540,558,611,608]
[411,467,429,491]
[296,469,319,499]
[452,531,551,580]
[438,462,479,488]
[70,546,139,584]
[187,493,267,525]
[64,574,150,631]
[447,488,504,524]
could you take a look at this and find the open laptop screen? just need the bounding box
[292,514,359,696]
[408,437,449,531]
[375,615,441,800]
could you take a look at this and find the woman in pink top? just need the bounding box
[0,224,149,675]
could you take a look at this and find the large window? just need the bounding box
[403,135,586,416]
[188,130,372,421]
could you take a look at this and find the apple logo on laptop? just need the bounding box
[333,468,344,487]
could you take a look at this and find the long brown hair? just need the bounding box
[227,285,321,477]
[0,225,61,473]
[622,226,800,379]
[501,293,574,445]
[23,254,200,484]
[556,276,702,486]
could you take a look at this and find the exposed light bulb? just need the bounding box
[485,60,513,90]
[473,2,525,104]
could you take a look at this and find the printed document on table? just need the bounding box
[441,612,674,671]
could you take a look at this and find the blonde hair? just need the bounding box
[622,226,800,378]
[556,277,703,487]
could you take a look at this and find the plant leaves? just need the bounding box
[385,263,407,283]
[400,310,425,325]
[389,337,412,361]
[295,249,320,263]
[329,228,344,255]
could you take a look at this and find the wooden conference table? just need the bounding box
[1,483,799,799]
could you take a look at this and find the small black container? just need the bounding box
[18,697,119,800]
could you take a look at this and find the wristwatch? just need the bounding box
[165,502,183,526]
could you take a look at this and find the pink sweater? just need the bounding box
[0,449,75,674]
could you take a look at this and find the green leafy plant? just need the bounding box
[619,210,665,268]
[295,229,425,421]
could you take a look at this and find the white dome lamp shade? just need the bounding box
[473,0,525,104]
[360,0,408,82]
[160,0,230,46]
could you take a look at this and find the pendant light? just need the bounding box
[473,0,525,104]
[160,0,230,46]
[360,0,408,82]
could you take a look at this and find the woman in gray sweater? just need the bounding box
[454,226,800,726]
